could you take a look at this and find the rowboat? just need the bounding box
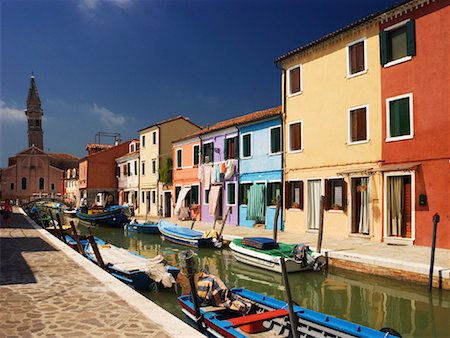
[125,221,160,234]
[229,237,325,273]
[65,234,106,251]
[76,205,130,227]
[85,240,179,290]
[158,220,221,248]
[179,288,396,338]
[63,208,77,218]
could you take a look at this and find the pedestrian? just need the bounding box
[2,199,13,225]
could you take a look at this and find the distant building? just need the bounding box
[116,140,140,213]
[64,168,79,206]
[0,75,79,202]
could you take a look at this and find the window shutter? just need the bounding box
[398,98,411,136]
[390,101,400,137]
[299,180,304,210]
[202,144,206,163]
[350,44,357,74]
[406,20,416,56]
[356,108,367,141]
[290,67,300,93]
[356,42,365,72]
[234,137,239,159]
[224,139,229,160]
[210,144,214,162]
[285,181,291,208]
[342,180,348,211]
[379,31,389,65]
[325,179,331,210]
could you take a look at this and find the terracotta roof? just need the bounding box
[85,143,114,151]
[115,150,140,161]
[275,0,414,64]
[138,115,202,132]
[173,106,281,143]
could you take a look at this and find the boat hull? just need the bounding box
[76,206,130,227]
[126,222,160,234]
[158,221,213,248]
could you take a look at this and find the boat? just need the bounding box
[63,208,77,218]
[229,237,325,273]
[65,234,106,251]
[84,240,180,290]
[178,287,396,338]
[158,220,222,248]
[76,205,130,227]
[125,220,160,234]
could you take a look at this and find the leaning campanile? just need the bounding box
[25,74,44,150]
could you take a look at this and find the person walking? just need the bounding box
[2,199,13,225]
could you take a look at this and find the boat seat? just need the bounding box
[227,309,289,327]
[201,306,226,313]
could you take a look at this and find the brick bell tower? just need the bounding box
[25,74,44,150]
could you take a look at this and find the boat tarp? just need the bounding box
[232,239,295,258]
[246,184,265,223]
[174,187,191,216]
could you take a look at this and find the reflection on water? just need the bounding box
[77,221,450,337]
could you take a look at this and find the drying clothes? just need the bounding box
[208,185,221,217]
[224,160,235,180]
[211,165,216,185]
[221,162,226,173]
[246,184,265,223]
[174,187,191,216]
[204,165,211,190]
[198,165,203,181]
[215,164,221,182]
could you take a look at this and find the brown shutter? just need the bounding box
[342,179,348,211]
[357,108,367,141]
[290,67,300,94]
[356,42,365,72]
[290,123,302,150]
[350,44,357,74]
[325,179,331,210]
[285,181,291,208]
[299,180,304,210]
[351,110,358,142]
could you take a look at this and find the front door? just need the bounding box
[164,192,171,217]
[386,175,412,238]
[351,177,370,235]
[146,191,151,215]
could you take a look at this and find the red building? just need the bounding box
[380,0,449,248]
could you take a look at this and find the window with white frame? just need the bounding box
[270,126,281,154]
[288,64,302,96]
[349,105,368,144]
[267,182,281,206]
[380,20,416,66]
[152,159,156,174]
[152,131,157,144]
[176,149,182,168]
[347,38,366,77]
[286,180,303,209]
[193,145,200,166]
[288,121,302,152]
[204,189,210,205]
[191,185,199,205]
[152,190,156,204]
[326,178,347,211]
[225,136,238,160]
[386,94,413,141]
[202,142,214,164]
[241,133,252,158]
[227,182,236,205]
[142,135,145,147]
[239,183,251,205]
[134,160,138,175]
[141,161,145,175]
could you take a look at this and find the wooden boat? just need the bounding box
[84,240,179,290]
[229,237,325,273]
[76,205,130,227]
[63,208,77,218]
[179,288,393,338]
[125,221,160,234]
[158,220,221,248]
[65,235,106,251]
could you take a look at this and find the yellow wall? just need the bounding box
[282,24,383,239]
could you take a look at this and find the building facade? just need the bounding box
[64,168,79,207]
[116,140,140,214]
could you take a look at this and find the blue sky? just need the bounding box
[1,0,398,166]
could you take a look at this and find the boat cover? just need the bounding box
[234,239,295,258]
[160,220,203,238]
[242,237,279,250]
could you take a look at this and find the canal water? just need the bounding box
[77,222,450,338]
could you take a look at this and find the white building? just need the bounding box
[116,140,140,214]
[64,168,79,207]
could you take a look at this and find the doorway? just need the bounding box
[386,175,412,238]
[164,191,171,217]
[351,177,370,235]
[307,179,321,230]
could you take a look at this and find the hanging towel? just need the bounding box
[211,165,216,185]
[174,187,191,216]
[221,163,226,173]
[246,184,265,223]
[209,185,221,217]
[204,166,211,190]
[216,164,221,182]
[198,165,203,181]
[224,160,235,180]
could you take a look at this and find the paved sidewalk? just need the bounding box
[144,216,450,289]
[0,210,202,338]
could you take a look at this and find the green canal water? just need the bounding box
[77,223,450,338]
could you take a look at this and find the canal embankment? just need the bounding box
[143,216,450,290]
[0,209,202,338]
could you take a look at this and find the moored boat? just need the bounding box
[76,205,130,227]
[229,237,325,273]
[125,220,159,234]
[158,220,221,248]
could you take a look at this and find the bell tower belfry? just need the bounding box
[25,74,44,150]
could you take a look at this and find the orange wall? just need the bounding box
[172,140,200,186]
[381,2,450,248]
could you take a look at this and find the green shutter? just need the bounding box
[406,20,416,56]
[398,98,410,136]
[202,144,206,163]
[224,139,229,160]
[380,31,389,65]
[234,137,239,159]
[390,100,400,137]
[270,129,276,153]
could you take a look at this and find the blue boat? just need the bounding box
[125,221,160,234]
[65,235,106,251]
[76,205,130,227]
[158,220,221,248]
[178,288,399,338]
[84,239,180,290]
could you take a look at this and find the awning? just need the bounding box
[174,187,191,215]
[372,162,421,173]
[336,167,374,176]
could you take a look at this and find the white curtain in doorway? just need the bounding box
[387,177,403,236]
[174,187,191,216]
[358,177,370,234]
[307,180,321,230]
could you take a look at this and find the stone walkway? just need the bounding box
[0,211,202,338]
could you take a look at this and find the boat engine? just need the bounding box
[292,244,315,268]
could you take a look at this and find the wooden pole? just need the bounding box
[280,257,298,338]
[87,235,106,269]
[55,212,67,244]
[317,195,325,254]
[273,195,281,241]
[69,220,85,255]
[219,206,232,239]
[428,213,440,291]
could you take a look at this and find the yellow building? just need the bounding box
[276,19,383,240]
[138,116,201,217]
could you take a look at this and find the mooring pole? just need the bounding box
[428,213,440,291]
[48,208,61,240]
[273,195,281,241]
[69,220,85,255]
[55,213,67,244]
[317,195,325,253]
[87,235,106,269]
[219,206,232,239]
[280,257,298,338]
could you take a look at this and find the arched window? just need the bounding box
[21,177,27,190]
[51,183,55,191]
[39,177,45,190]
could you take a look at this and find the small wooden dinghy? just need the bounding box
[125,220,160,234]
[158,220,222,248]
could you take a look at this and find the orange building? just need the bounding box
[379,0,449,248]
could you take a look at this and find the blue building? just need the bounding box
[238,107,282,230]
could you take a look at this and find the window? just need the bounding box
[380,20,415,66]
[239,183,252,205]
[141,161,145,176]
[142,135,145,147]
[227,182,236,205]
[349,106,368,143]
[224,137,238,160]
[270,126,281,154]
[10,183,14,190]
[131,144,135,152]
[152,131,157,144]
[286,181,303,209]
[325,178,347,211]
[241,133,252,158]
[21,177,27,190]
[202,142,214,164]
[51,183,55,191]
[152,159,156,174]
[152,191,156,204]
[39,177,45,190]
[193,145,200,166]
[175,186,181,201]
[288,65,302,96]
[288,121,302,152]
[191,185,199,205]
[204,189,210,204]
[386,94,413,141]
[116,166,120,177]
[134,160,138,175]
[347,39,366,77]
[176,149,182,168]
[127,163,131,176]
[267,182,281,206]
[141,191,145,202]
